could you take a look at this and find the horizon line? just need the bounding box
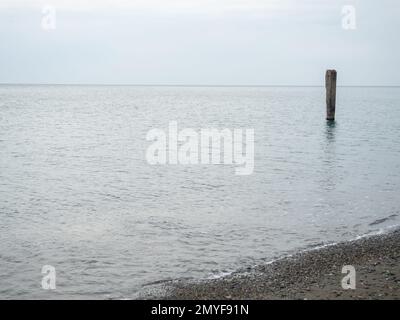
[1,83,400,88]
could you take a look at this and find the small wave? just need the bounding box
[354,223,400,240]
[369,214,398,226]
[142,279,174,287]
[206,271,233,280]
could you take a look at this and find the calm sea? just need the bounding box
[0,85,399,299]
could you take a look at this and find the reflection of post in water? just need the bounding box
[325,120,336,143]
[320,121,338,194]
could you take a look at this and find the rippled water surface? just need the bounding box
[0,85,399,298]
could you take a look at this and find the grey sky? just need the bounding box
[1,0,399,85]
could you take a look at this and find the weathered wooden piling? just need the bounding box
[325,70,337,121]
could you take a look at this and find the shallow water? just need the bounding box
[0,85,399,299]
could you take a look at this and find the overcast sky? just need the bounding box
[1,0,399,85]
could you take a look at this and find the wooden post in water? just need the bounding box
[325,70,337,121]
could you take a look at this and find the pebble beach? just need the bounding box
[165,229,400,300]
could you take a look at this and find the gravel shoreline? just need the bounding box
[164,229,400,300]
